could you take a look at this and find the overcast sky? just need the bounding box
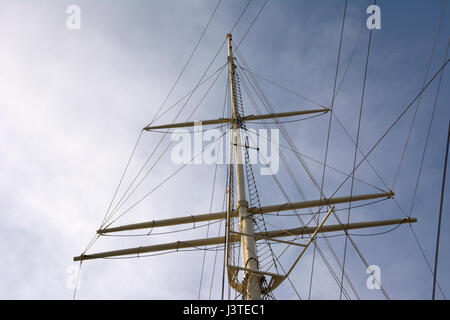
[0,0,449,300]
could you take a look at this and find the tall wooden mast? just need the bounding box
[226,33,261,300]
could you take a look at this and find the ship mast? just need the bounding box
[226,33,261,300]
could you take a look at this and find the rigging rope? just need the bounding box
[435,126,450,299]
[102,0,254,229]
[312,0,347,300]
[238,67,327,108]
[152,64,227,123]
[396,39,449,300]
[99,0,225,230]
[100,220,222,237]
[235,0,269,50]
[72,261,82,300]
[391,0,448,190]
[235,41,399,299]
[235,63,358,299]
[393,198,447,298]
[105,130,227,229]
[198,159,219,299]
[407,39,449,219]
[340,0,374,300]
[237,51,359,298]
[209,189,227,299]
[100,130,143,228]
[233,69,280,281]
[221,77,232,300]
[236,0,391,195]
[101,62,227,228]
[237,66,355,298]
[199,74,230,300]
[148,0,222,124]
[103,65,227,227]
[326,58,450,203]
[264,198,389,217]
[432,64,449,303]
[230,57,308,299]
[248,125,386,192]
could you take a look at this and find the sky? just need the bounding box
[0,0,449,300]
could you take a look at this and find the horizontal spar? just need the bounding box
[97,191,394,234]
[243,109,329,121]
[143,108,329,130]
[74,217,416,261]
